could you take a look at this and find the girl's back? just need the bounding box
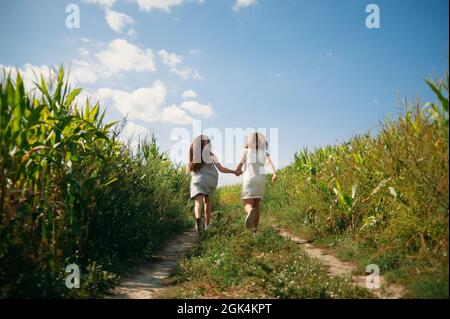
[191,161,218,187]
[242,148,267,177]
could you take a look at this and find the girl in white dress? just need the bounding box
[236,133,277,231]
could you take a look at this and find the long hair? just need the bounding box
[245,132,268,154]
[189,135,212,173]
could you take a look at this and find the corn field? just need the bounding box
[264,71,449,296]
[0,68,191,298]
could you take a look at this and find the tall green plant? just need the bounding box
[0,67,191,298]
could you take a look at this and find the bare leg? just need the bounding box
[243,199,254,214]
[204,196,212,226]
[194,195,204,220]
[253,199,262,230]
[243,199,256,229]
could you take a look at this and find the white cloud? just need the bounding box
[0,63,55,92]
[180,101,213,118]
[130,0,206,12]
[162,105,193,125]
[0,62,96,97]
[84,0,116,9]
[119,121,149,149]
[85,1,135,36]
[78,48,90,58]
[69,59,99,85]
[73,88,97,110]
[67,39,156,86]
[97,81,166,122]
[233,0,257,11]
[182,89,198,100]
[172,67,203,80]
[1,64,103,114]
[36,42,202,88]
[97,38,156,75]
[158,49,183,69]
[133,0,184,12]
[19,64,55,89]
[158,49,202,80]
[96,81,193,125]
[1,62,211,125]
[2,40,171,89]
[105,9,135,33]
[121,121,149,140]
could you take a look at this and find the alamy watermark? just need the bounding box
[66,4,80,29]
[169,120,279,167]
[365,264,381,289]
[65,263,80,289]
[366,4,381,29]
[64,3,381,32]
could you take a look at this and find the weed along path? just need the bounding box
[110,228,198,299]
[273,225,405,299]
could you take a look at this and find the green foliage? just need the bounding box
[0,67,191,298]
[265,70,449,298]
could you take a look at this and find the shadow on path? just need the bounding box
[110,228,198,299]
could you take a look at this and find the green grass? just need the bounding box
[161,186,373,299]
[263,70,449,298]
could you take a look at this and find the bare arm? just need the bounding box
[266,155,277,183]
[235,151,246,176]
[215,162,236,174]
[212,154,237,174]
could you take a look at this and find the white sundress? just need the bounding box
[241,148,270,200]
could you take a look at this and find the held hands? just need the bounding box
[233,170,275,181]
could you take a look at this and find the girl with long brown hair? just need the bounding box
[189,135,239,234]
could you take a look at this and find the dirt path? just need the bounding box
[108,223,404,299]
[110,228,198,299]
[273,225,405,299]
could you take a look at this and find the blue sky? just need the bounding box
[0,0,449,185]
